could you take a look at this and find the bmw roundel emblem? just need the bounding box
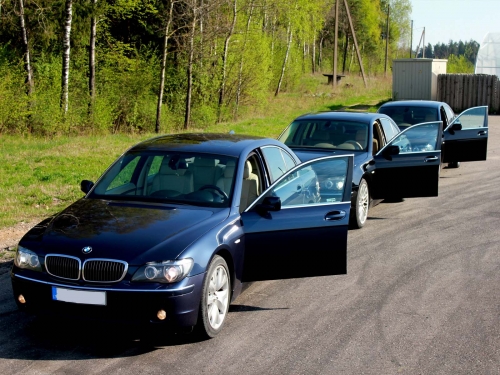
[82,246,93,254]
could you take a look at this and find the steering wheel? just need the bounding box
[343,140,363,150]
[199,185,228,201]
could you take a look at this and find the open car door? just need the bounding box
[443,106,488,163]
[241,155,353,282]
[369,121,442,200]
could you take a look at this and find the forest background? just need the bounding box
[0,0,479,136]
[0,0,482,240]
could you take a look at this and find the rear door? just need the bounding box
[442,106,488,162]
[241,155,353,282]
[369,122,442,199]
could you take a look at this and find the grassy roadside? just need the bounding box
[0,74,391,232]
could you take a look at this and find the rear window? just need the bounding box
[379,106,439,128]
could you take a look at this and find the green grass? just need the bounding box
[0,74,391,229]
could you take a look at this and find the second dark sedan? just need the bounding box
[278,110,487,229]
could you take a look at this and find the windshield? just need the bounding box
[90,151,237,208]
[379,106,439,130]
[279,120,369,151]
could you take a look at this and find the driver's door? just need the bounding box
[442,106,488,163]
[369,122,442,200]
[241,155,353,282]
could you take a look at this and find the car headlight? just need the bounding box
[14,246,42,272]
[131,258,194,283]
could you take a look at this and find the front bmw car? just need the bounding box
[10,134,240,329]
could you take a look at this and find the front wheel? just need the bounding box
[196,255,231,339]
[448,161,460,169]
[350,179,369,229]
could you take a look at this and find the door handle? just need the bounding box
[478,130,487,136]
[424,156,439,162]
[325,210,346,221]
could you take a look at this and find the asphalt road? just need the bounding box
[0,117,499,375]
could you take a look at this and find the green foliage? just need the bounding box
[447,54,475,74]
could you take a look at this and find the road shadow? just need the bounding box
[229,304,289,312]
[0,310,214,360]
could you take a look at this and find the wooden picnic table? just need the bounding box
[323,74,346,84]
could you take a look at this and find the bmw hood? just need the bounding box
[19,198,227,265]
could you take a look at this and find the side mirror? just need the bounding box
[448,122,462,135]
[256,196,281,213]
[80,180,94,194]
[382,145,400,159]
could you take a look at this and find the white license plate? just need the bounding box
[52,286,107,306]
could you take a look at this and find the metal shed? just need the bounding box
[392,59,447,101]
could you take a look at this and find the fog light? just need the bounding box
[18,294,26,304]
[157,310,167,320]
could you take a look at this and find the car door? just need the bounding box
[368,121,442,200]
[241,155,353,282]
[442,106,488,163]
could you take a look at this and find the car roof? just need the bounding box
[128,133,282,158]
[379,100,444,109]
[292,111,390,123]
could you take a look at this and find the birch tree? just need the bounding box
[216,0,237,123]
[88,0,97,117]
[19,0,33,96]
[61,0,73,114]
[155,0,176,133]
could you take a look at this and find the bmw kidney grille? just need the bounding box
[45,254,128,283]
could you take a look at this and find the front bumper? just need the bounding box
[11,271,204,328]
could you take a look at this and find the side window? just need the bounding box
[380,118,398,142]
[389,122,440,153]
[261,146,295,183]
[443,104,455,123]
[106,156,141,192]
[453,106,487,129]
[148,155,164,177]
[372,122,385,155]
[260,157,349,208]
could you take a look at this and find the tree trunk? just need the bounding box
[319,36,324,72]
[155,0,175,134]
[61,0,73,114]
[342,33,349,74]
[275,21,292,97]
[312,33,316,74]
[184,13,197,130]
[217,0,237,123]
[234,0,254,120]
[19,0,33,96]
[88,0,97,117]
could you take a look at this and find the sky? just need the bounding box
[410,0,500,47]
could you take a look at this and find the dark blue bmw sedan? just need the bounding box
[11,133,354,338]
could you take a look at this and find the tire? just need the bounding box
[448,161,460,169]
[350,179,370,229]
[196,255,231,339]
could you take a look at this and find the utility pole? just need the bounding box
[409,20,413,58]
[423,27,425,58]
[384,5,390,77]
[343,0,367,87]
[333,0,339,87]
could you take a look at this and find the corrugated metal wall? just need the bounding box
[437,74,500,113]
[392,59,447,101]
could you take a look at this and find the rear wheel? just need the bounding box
[196,255,231,339]
[350,179,369,229]
[448,161,460,168]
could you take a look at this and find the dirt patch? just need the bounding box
[0,220,39,263]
